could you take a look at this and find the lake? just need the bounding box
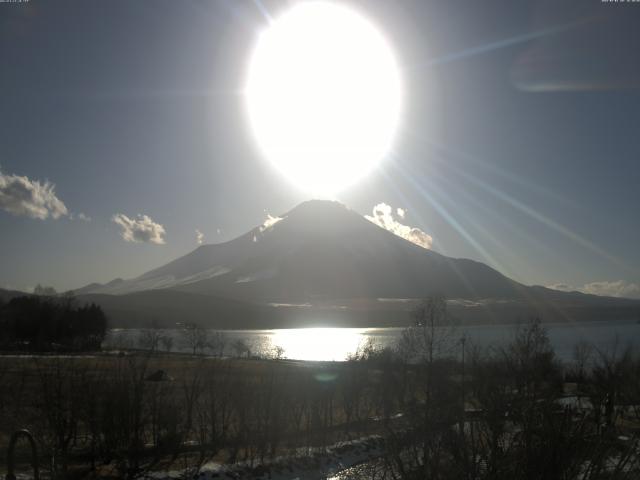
[103,319,640,363]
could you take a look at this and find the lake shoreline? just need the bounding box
[102,319,640,362]
[3,318,639,363]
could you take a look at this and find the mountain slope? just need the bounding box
[73,200,640,327]
[79,200,525,302]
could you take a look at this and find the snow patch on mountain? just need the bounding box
[79,266,232,294]
[236,268,278,284]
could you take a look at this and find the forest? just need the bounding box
[0,295,107,352]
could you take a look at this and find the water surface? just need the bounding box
[104,319,640,362]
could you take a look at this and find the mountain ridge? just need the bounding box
[76,200,526,301]
[69,200,640,327]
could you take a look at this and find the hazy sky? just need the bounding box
[1,0,639,296]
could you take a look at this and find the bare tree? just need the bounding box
[160,334,174,354]
[209,331,227,357]
[387,296,461,479]
[572,340,594,381]
[231,338,250,358]
[587,341,633,434]
[398,295,456,364]
[34,284,57,296]
[32,358,87,476]
[181,323,210,356]
[138,329,161,353]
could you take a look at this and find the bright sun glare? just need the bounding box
[272,328,367,362]
[246,2,402,195]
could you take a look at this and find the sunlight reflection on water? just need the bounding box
[104,320,640,363]
[271,328,369,361]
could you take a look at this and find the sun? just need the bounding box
[245,1,402,196]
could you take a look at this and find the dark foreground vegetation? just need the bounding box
[0,295,107,352]
[1,298,640,479]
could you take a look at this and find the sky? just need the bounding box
[1,0,639,297]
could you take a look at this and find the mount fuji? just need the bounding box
[75,200,640,328]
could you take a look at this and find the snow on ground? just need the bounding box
[143,435,384,480]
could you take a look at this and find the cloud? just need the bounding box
[250,214,284,244]
[195,229,204,245]
[112,213,166,245]
[0,169,68,220]
[548,280,640,299]
[547,283,574,292]
[69,212,91,222]
[260,214,283,232]
[582,281,640,299]
[365,203,433,249]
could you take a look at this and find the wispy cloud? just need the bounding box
[0,169,68,220]
[365,203,433,249]
[112,213,166,245]
[251,214,284,244]
[547,283,573,292]
[70,212,91,222]
[548,280,640,299]
[260,214,283,232]
[195,229,204,245]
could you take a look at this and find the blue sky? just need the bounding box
[1,0,639,296]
